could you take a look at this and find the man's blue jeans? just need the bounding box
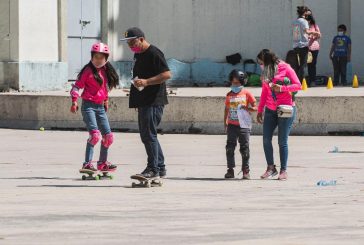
[138,105,165,173]
[263,107,296,171]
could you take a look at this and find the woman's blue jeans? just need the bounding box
[262,107,296,171]
[81,100,111,163]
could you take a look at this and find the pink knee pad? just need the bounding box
[88,130,101,146]
[102,133,114,148]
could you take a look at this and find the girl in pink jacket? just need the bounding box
[256,49,302,181]
[70,43,119,173]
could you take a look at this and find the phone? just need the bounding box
[131,76,144,91]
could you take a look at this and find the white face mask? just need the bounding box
[338,32,344,36]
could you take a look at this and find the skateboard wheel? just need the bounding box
[95,175,100,181]
[109,175,114,180]
[146,182,151,188]
[132,183,136,188]
[82,175,86,180]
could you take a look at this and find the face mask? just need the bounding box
[231,85,243,94]
[338,32,344,36]
[92,61,107,69]
[130,46,143,53]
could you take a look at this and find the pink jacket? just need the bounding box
[258,62,301,113]
[308,24,321,51]
[70,66,109,105]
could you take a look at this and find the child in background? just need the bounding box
[224,70,257,179]
[330,24,352,86]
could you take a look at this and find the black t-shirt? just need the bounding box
[129,45,170,108]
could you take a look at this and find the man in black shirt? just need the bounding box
[121,27,172,179]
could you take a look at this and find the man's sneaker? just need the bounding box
[260,165,278,179]
[141,169,159,179]
[82,162,97,171]
[159,168,167,178]
[278,170,288,181]
[140,166,152,175]
[97,161,117,171]
[224,168,235,179]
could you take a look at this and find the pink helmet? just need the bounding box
[91,43,110,54]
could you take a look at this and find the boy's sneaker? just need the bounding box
[242,167,250,180]
[260,165,278,179]
[82,162,97,172]
[224,168,235,179]
[141,169,159,179]
[97,161,117,171]
[278,170,288,181]
[159,168,167,178]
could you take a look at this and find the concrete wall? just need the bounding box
[109,0,357,78]
[0,0,11,61]
[0,0,59,62]
[0,0,19,62]
[1,93,364,135]
[351,0,364,78]
[18,0,59,61]
[0,0,67,91]
[113,59,261,88]
[112,0,296,62]
[1,0,362,91]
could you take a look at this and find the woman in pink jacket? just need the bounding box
[256,49,302,180]
[306,9,321,86]
[70,43,119,172]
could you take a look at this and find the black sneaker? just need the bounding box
[142,169,159,179]
[159,168,167,178]
[224,168,235,179]
[141,166,152,175]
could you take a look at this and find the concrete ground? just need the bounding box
[0,129,363,245]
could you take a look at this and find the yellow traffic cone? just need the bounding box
[352,75,359,88]
[327,77,334,89]
[302,78,308,91]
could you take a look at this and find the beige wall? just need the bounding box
[112,0,297,63]
[0,0,10,61]
[109,0,353,77]
[351,0,363,77]
[18,0,59,61]
[0,0,19,62]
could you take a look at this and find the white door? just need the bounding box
[67,0,101,80]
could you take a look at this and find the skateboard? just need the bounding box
[131,174,163,188]
[79,169,115,181]
[98,169,115,180]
